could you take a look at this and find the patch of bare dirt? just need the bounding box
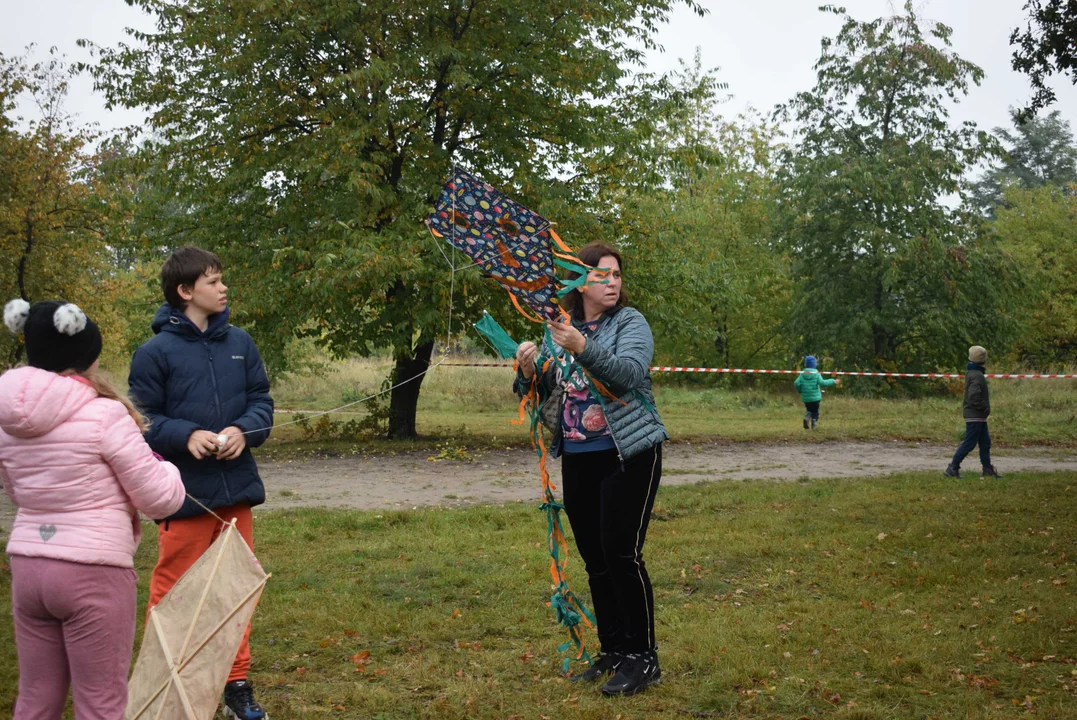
[1,441,1074,533]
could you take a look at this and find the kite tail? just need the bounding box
[519,350,596,673]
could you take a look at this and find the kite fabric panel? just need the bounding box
[126,521,270,720]
[473,310,520,360]
[428,167,561,320]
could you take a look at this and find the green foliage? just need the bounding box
[776,3,1019,384]
[0,50,132,370]
[993,184,1077,367]
[629,116,791,369]
[544,52,792,372]
[971,109,1077,216]
[82,0,707,436]
[1011,0,1077,117]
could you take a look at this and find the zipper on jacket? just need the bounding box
[578,313,626,467]
[204,341,223,421]
[204,340,232,505]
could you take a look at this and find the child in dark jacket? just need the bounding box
[128,247,273,720]
[944,346,1002,480]
[794,356,840,429]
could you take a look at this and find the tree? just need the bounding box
[540,52,791,373]
[0,51,122,368]
[993,185,1077,367]
[1011,0,1077,117]
[971,109,1077,216]
[776,4,1018,381]
[626,116,790,370]
[85,0,706,438]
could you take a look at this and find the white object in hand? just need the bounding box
[216,434,229,451]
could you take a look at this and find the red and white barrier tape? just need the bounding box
[441,363,1077,380]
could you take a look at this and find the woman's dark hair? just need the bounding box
[559,242,628,320]
[161,246,223,308]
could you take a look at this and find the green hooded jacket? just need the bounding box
[794,368,837,403]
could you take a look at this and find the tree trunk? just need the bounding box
[387,340,435,439]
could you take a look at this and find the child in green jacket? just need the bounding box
[794,356,840,430]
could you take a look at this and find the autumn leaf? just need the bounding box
[350,650,372,672]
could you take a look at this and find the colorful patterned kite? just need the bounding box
[427,167,594,323]
[428,168,604,672]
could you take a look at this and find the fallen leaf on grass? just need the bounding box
[350,650,372,672]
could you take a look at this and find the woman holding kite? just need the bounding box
[515,242,668,697]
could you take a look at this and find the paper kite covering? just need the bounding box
[126,520,269,719]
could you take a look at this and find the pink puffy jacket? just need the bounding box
[0,366,186,568]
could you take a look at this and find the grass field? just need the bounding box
[263,357,1077,455]
[2,471,1075,718]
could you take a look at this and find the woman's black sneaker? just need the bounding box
[571,652,623,683]
[601,650,662,696]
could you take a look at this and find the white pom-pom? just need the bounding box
[53,303,87,336]
[4,299,30,334]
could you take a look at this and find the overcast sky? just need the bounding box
[2,0,1074,141]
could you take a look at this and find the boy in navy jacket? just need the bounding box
[129,246,272,719]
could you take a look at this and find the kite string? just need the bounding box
[227,168,466,442]
[183,493,231,527]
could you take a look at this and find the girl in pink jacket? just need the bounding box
[1,299,186,720]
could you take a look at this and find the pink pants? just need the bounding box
[9,555,137,720]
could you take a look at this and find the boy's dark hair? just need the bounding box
[161,247,223,308]
[559,242,629,321]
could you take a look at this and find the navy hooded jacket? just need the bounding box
[128,304,274,520]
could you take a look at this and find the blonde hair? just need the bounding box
[78,366,150,433]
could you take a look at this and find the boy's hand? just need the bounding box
[188,430,221,460]
[216,426,247,461]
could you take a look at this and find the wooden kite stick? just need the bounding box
[177,520,236,663]
[136,609,198,720]
[173,575,271,673]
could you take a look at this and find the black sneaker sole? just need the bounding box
[601,674,662,697]
[220,706,268,719]
[803,419,809,429]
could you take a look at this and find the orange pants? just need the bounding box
[147,503,254,683]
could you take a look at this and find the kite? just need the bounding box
[427,167,596,323]
[428,168,614,673]
[126,519,270,719]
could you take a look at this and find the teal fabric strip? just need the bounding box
[472,311,519,359]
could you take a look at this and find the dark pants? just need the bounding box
[951,422,991,469]
[804,401,820,421]
[561,444,662,654]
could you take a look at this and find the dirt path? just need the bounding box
[1,441,1074,532]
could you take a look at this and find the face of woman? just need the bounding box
[579,255,622,315]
